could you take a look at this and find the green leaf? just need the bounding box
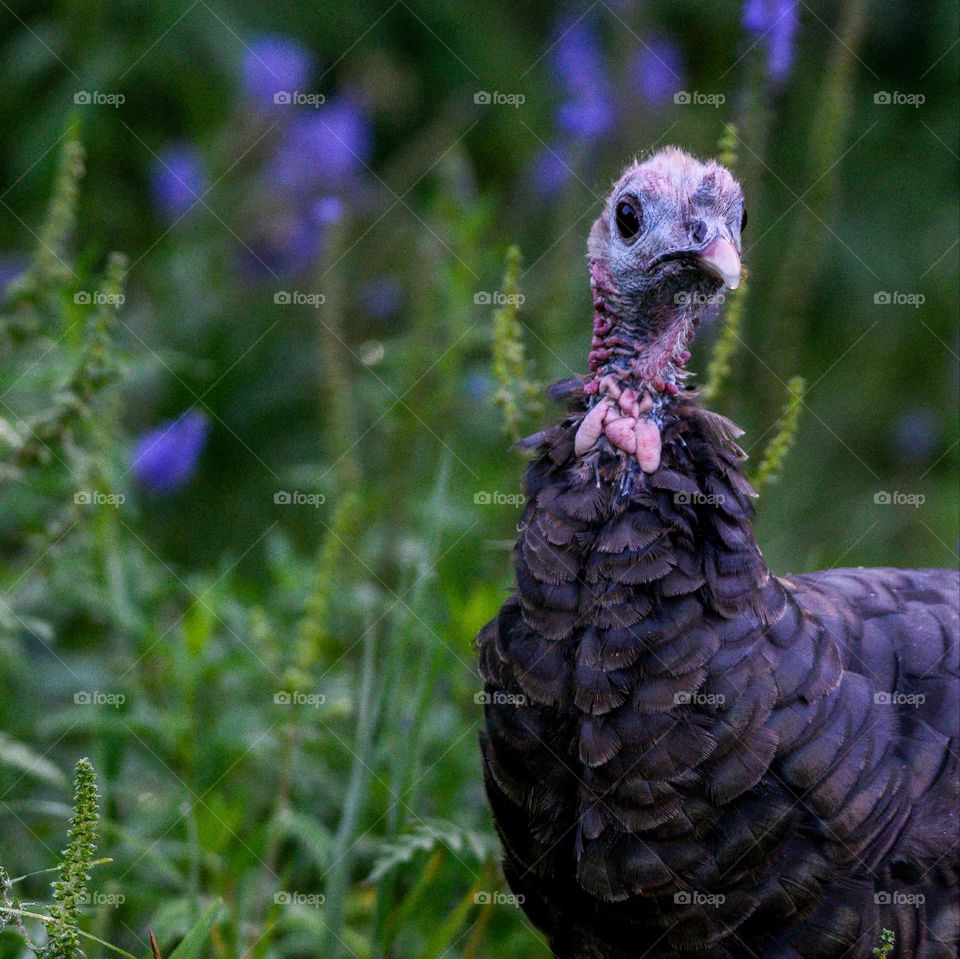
[367,820,496,884]
[166,899,223,959]
[269,807,332,869]
[0,732,66,787]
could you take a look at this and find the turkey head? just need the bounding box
[578,148,746,472]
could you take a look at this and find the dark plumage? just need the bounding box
[477,148,959,958]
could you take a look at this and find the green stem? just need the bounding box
[0,907,140,959]
[320,613,383,957]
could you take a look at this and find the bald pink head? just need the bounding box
[586,147,747,386]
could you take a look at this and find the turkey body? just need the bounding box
[478,396,959,959]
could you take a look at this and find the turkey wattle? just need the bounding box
[477,148,959,959]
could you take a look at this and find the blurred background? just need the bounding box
[0,1,956,956]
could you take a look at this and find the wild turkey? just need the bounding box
[477,148,959,958]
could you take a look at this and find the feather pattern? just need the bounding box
[477,148,957,958]
[478,400,959,958]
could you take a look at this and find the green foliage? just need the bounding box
[0,4,955,959]
[751,376,807,493]
[165,900,224,959]
[702,281,748,405]
[491,245,542,441]
[0,760,125,959]
[12,135,85,300]
[367,820,496,884]
[45,759,99,959]
[0,864,37,951]
[873,928,895,958]
[716,122,739,170]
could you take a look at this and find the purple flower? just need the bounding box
[530,143,572,196]
[465,372,492,401]
[360,276,403,320]
[131,410,209,493]
[891,407,942,465]
[150,144,207,221]
[244,210,325,278]
[242,34,313,110]
[556,96,616,141]
[313,195,346,225]
[550,18,606,94]
[0,254,26,296]
[268,94,372,194]
[743,0,800,84]
[632,35,685,106]
[549,17,616,141]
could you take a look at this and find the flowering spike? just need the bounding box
[46,757,99,959]
[717,122,739,169]
[751,375,806,493]
[297,490,361,669]
[0,864,37,947]
[872,928,895,958]
[702,280,748,404]
[21,137,85,297]
[490,245,541,441]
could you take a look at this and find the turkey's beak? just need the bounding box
[696,237,741,290]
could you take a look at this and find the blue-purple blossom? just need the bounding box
[891,407,942,465]
[268,94,372,194]
[556,96,616,140]
[149,144,207,221]
[530,142,572,196]
[242,34,313,110]
[131,410,209,493]
[631,35,685,107]
[743,0,800,84]
[243,210,325,278]
[465,371,492,401]
[360,276,403,320]
[313,195,346,225]
[549,18,616,141]
[0,254,26,296]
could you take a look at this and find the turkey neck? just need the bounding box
[586,257,707,394]
[522,384,774,652]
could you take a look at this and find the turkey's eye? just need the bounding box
[740,208,748,233]
[615,200,642,241]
